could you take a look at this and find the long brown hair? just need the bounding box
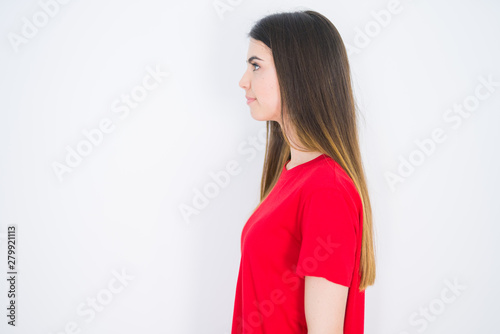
[246,10,376,291]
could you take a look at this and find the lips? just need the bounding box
[246,96,256,104]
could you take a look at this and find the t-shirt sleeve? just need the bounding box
[295,186,358,287]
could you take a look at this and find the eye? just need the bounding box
[250,62,260,71]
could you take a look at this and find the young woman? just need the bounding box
[232,10,376,334]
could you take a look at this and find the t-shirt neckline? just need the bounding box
[283,153,328,174]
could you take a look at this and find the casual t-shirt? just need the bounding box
[231,153,365,334]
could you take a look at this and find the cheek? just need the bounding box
[268,79,281,112]
[257,75,280,106]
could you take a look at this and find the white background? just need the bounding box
[0,0,499,333]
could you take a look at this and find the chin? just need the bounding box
[250,106,275,121]
[250,111,273,122]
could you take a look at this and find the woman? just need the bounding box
[232,10,376,334]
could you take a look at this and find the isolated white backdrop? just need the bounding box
[0,0,499,333]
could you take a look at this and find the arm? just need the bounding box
[297,187,357,333]
[304,275,348,334]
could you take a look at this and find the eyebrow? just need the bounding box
[246,56,264,63]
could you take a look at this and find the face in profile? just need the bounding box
[239,38,282,123]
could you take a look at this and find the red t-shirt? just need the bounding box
[231,153,365,334]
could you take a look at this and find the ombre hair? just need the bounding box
[247,10,376,291]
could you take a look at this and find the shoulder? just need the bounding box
[299,156,362,216]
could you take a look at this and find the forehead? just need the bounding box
[247,38,271,58]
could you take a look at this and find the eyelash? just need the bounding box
[250,62,260,71]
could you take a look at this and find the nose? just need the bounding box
[239,69,250,90]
